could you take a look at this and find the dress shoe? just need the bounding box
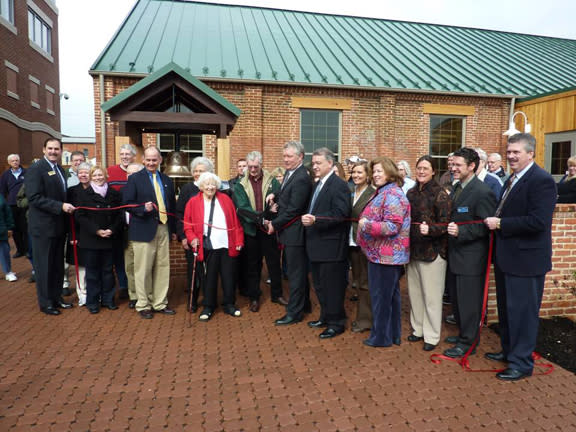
[349,294,359,302]
[444,335,461,344]
[274,315,301,326]
[249,300,260,313]
[443,345,476,358]
[351,325,370,333]
[155,307,176,315]
[307,320,327,328]
[139,310,154,319]
[319,328,344,339]
[407,334,423,342]
[103,303,118,310]
[423,343,437,351]
[12,252,23,258]
[56,300,73,309]
[445,314,457,325]
[224,306,241,317]
[40,306,60,316]
[496,368,529,381]
[485,351,507,362]
[271,296,288,306]
[393,338,401,346]
[88,306,100,314]
[363,339,390,348]
[128,300,137,309]
[61,288,72,297]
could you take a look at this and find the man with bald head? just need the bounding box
[123,146,177,319]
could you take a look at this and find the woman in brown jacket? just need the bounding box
[406,156,451,351]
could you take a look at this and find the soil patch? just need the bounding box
[490,317,575,374]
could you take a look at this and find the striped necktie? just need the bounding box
[495,174,516,217]
[153,173,168,224]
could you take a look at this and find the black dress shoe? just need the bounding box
[319,328,343,339]
[88,306,100,314]
[128,300,137,309]
[61,288,72,297]
[349,294,359,302]
[140,310,154,319]
[496,368,529,381]
[40,306,60,316]
[445,314,457,325]
[12,252,23,258]
[56,300,73,309]
[363,339,390,348]
[155,307,176,315]
[485,351,507,362]
[444,335,461,344]
[249,300,260,313]
[423,343,437,351]
[103,303,118,310]
[393,338,401,346]
[271,297,288,306]
[407,334,423,342]
[307,320,327,328]
[274,315,301,326]
[443,345,476,358]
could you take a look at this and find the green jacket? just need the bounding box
[233,170,280,237]
[0,195,14,241]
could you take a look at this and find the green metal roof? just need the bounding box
[91,0,576,98]
[100,62,242,115]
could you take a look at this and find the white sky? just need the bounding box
[57,0,576,137]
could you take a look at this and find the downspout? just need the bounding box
[506,97,516,175]
[99,74,107,168]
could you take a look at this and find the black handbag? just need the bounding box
[203,197,216,250]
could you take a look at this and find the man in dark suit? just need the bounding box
[123,146,177,319]
[484,134,557,381]
[266,141,313,325]
[301,148,351,338]
[443,147,497,358]
[25,138,75,315]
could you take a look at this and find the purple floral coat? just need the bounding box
[357,182,411,265]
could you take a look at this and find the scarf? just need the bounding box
[91,182,108,198]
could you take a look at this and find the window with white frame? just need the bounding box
[429,115,465,177]
[1,0,14,24]
[300,109,341,161]
[28,8,52,54]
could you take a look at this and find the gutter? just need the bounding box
[99,74,107,168]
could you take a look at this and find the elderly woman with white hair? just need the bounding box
[184,172,244,321]
[397,160,416,194]
[176,156,215,312]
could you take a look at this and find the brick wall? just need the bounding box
[93,76,512,177]
[0,0,60,162]
[486,204,576,323]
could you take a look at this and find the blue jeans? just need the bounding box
[366,262,402,346]
[0,241,11,274]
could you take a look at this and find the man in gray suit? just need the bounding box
[443,147,497,358]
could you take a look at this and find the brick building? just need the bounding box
[90,0,576,320]
[0,0,60,166]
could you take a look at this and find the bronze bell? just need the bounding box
[164,151,193,178]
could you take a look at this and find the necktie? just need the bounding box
[281,170,292,189]
[153,173,168,224]
[495,174,516,217]
[308,180,322,213]
[54,164,66,191]
[452,182,462,202]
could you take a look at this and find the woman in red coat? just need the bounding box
[184,172,244,321]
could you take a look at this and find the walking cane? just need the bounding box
[187,250,198,328]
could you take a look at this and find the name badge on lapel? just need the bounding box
[48,171,56,176]
[457,206,469,213]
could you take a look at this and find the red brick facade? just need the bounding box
[0,0,60,165]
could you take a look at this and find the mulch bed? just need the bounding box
[489,317,575,374]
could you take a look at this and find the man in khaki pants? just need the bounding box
[123,147,177,319]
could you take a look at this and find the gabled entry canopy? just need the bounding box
[101,62,241,138]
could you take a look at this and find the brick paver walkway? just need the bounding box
[1,255,575,431]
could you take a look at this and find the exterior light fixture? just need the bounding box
[503,110,531,136]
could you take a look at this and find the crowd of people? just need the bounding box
[0,132,561,381]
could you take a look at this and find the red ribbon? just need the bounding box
[429,229,554,376]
